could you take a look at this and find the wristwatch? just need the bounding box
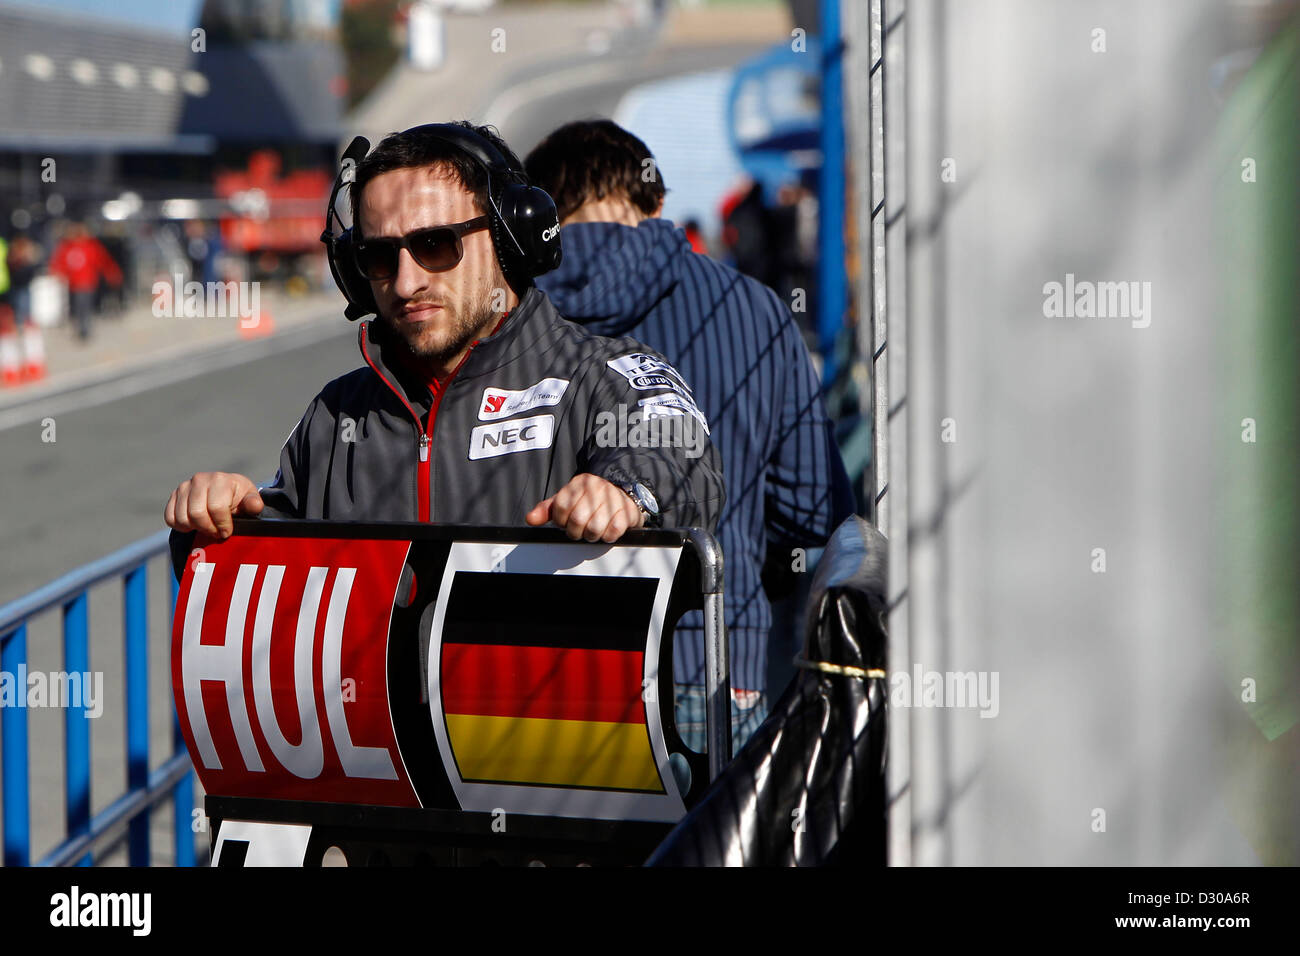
[617,479,662,528]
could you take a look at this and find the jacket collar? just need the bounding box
[460,285,560,374]
[358,319,434,413]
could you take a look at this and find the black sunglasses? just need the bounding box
[353,216,490,280]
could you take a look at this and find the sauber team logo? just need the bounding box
[478,378,569,421]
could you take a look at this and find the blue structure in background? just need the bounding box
[726,37,822,201]
[816,0,846,389]
[724,5,849,390]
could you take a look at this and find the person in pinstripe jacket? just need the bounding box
[526,120,856,753]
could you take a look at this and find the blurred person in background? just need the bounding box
[49,220,122,342]
[0,231,47,385]
[768,177,819,343]
[96,221,132,317]
[681,217,707,255]
[183,219,224,286]
[526,119,856,754]
[719,178,771,285]
[720,176,819,345]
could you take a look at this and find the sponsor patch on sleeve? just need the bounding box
[638,392,710,435]
[478,377,570,421]
[606,353,694,394]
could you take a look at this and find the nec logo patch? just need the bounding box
[469,414,556,460]
[478,378,570,421]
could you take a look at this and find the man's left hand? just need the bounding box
[525,473,643,542]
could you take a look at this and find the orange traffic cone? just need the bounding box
[22,326,46,382]
[1,332,20,387]
[239,305,275,339]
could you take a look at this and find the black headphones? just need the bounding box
[321,123,563,321]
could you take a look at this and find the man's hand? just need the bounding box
[525,474,643,542]
[164,472,264,539]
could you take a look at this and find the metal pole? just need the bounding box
[1,625,31,867]
[818,0,847,389]
[843,0,878,519]
[881,0,913,868]
[124,565,150,866]
[869,0,890,534]
[687,529,731,778]
[169,571,196,866]
[63,592,92,866]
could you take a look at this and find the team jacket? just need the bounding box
[168,285,724,579]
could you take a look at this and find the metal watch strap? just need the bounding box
[618,479,662,528]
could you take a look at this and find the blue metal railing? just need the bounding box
[0,529,196,867]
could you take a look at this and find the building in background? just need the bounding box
[0,0,345,297]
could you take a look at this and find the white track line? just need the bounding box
[0,320,353,433]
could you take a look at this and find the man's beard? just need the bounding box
[383,286,495,367]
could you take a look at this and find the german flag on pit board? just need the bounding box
[439,572,665,794]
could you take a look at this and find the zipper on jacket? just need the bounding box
[359,326,433,521]
[422,342,479,514]
[415,422,431,522]
[421,312,510,514]
[360,312,509,522]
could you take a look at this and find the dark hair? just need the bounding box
[523,119,665,222]
[350,121,525,236]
